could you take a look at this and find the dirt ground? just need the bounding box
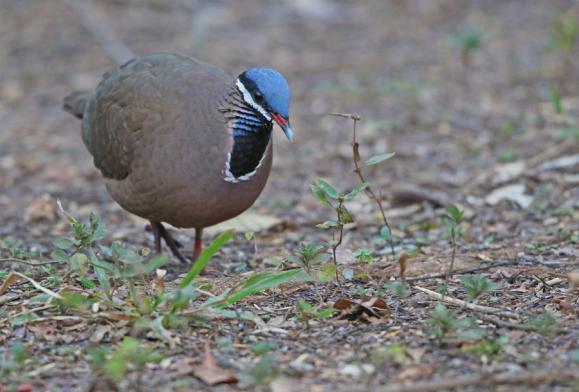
[1,0,578,391]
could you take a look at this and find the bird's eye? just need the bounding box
[254,91,264,103]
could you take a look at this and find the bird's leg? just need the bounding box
[150,221,191,264]
[150,221,162,254]
[193,228,203,262]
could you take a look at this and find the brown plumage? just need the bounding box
[64,53,293,263]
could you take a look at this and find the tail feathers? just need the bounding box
[63,91,92,119]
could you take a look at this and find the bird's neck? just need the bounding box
[220,86,272,183]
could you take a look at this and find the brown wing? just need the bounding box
[81,53,213,180]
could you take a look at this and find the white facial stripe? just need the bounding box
[236,79,272,121]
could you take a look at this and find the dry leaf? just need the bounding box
[485,184,533,209]
[202,210,282,235]
[193,340,238,385]
[395,365,434,382]
[24,193,57,222]
[334,297,388,321]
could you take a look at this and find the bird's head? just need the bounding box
[236,68,293,141]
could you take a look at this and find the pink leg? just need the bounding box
[193,228,203,261]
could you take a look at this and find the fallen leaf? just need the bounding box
[24,193,57,222]
[492,161,526,184]
[395,365,434,382]
[193,340,238,385]
[485,184,533,209]
[535,154,579,172]
[333,297,388,321]
[202,210,282,235]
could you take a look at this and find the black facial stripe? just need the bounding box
[229,120,272,178]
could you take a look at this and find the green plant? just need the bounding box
[311,178,368,279]
[333,113,396,256]
[459,274,500,301]
[0,341,29,378]
[385,281,409,298]
[51,209,167,301]
[297,299,335,321]
[549,86,563,114]
[548,12,579,56]
[465,336,508,360]
[524,313,557,336]
[87,337,162,385]
[426,304,481,342]
[286,243,331,275]
[449,26,484,67]
[442,203,464,282]
[354,248,375,263]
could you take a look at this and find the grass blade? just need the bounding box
[180,230,235,289]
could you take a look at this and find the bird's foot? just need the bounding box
[150,221,191,264]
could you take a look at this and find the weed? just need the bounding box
[459,274,500,301]
[427,303,481,343]
[311,178,367,279]
[524,313,557,336]
[330,113,396,256]
[297,299,335,321]
[465,336,508,360]
[442,203,464,282]
[449,26,484,67]
[354,247,375,263]
[548,12,579,56]
[87,337,162,387]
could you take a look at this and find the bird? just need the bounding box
[63,53,293,263]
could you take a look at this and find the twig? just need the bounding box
[478,314,565,335]
[377,369,579,392]
[405,260,521,282]
[0,258,60,266]
[62,0,135,65]
[329,112,395,256]
[414,286,519,319]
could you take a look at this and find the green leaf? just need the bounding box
[549,86,563,114]
[362,152,395,168]
[69,253,89,275]
[310,184,332,207]
[317,179,339,199]
[445,203,463,223]
[53,238,75,250]
[338,205,354,224]
[344,182,369,201]
[50,249,69,262]
[316,220,339,229]
[219,269,302,307]
[180,230,234,288]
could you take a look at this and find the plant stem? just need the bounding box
[348,115,395,257]
[445,228,457,283]
[331,222,343,282]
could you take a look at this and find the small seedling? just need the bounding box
[548,12,579,56]
[549,86,564,114]
[427,303,480,343]
[459,274,500,301]
[524,313,557,336]
[286,243,331,275]
[449,26,484,68]
[297,299,335,321]
[385,281,409,298]
[310,178,367,279]
[354,248,375,263]
[87,337,162,386]
[329,113,396,256]
[465,336,508,360]
[442,203,464,282]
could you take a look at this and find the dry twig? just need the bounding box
[414,286,519,319]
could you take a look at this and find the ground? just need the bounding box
[0,1,578,391]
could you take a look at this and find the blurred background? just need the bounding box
[0,0,577,258]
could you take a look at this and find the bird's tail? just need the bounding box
[63,91,92,119]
